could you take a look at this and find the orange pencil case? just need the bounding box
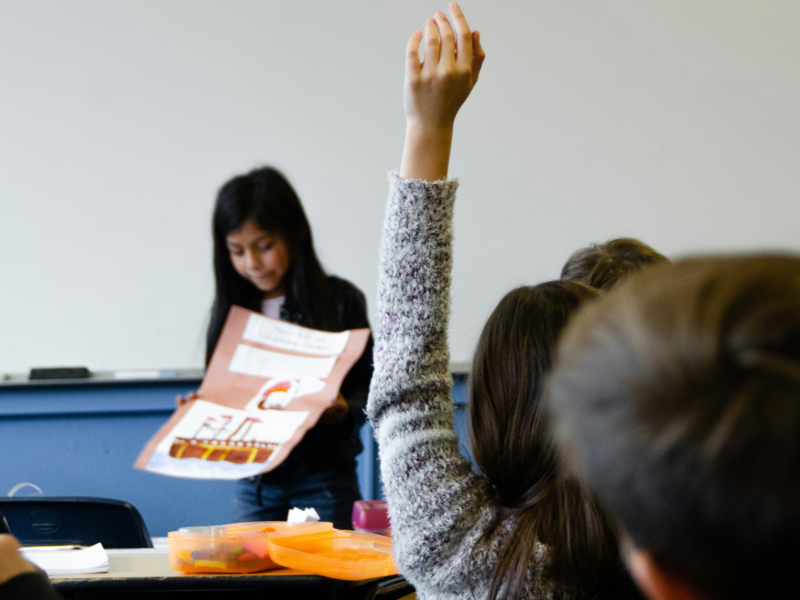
[267,530,398,580]
[168,521,333,574]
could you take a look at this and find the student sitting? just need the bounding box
[367,4,637,598]
[547,255,800,600]
[561,238,668,291]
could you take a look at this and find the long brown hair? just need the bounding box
[469,281,624,600]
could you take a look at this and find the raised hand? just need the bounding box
[319,394,349,424]
[404,3,484,131]
[175,390,199,407]
[400,2,485,181]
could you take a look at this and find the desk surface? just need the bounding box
[51,550,380,595]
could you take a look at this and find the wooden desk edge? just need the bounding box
[50,553,387,591]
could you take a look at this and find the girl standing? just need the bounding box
[208,166,373,529]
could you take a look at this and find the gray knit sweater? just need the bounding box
[366,174,551,600]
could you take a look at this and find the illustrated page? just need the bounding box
[134,306,370,480]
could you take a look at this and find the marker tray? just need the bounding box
[168,521,333,574]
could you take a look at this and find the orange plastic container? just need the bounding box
[168,521,333,574]
[267,530,398,580]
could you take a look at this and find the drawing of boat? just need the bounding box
[169,415,278,464]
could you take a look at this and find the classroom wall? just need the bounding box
[0,376,473,536]
[1,0,798,374]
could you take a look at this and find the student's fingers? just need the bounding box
[447,2,472,70]
[472,31,486,84]
[176,391,198,407]
[422,17,440,74]
[433,10,456,68]
[0,535,38,585]
[406,30,423,81]
[0,535,20,552]
[319,397,348,424]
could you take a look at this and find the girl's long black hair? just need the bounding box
[206,166,333,364]
[468,281,627,600]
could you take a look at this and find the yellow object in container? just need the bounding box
[168,521,333,574]
[267,530,398,580]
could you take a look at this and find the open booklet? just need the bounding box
[134,305,370,480]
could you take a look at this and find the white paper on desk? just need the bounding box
[287,507,321,523]
[21,543,109,576]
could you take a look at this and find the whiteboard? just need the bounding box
[1,0,798,373]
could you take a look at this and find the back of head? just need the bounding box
[548,255,800,600]
[561,238,669,291]
[470,281,599,504]
[470,281,626,600]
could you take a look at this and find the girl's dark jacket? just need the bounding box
[275,275,373,472]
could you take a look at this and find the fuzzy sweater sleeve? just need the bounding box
[367,173,511,600]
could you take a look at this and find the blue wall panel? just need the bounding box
[0,376,469,537]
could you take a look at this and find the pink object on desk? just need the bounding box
[351,500,391,536]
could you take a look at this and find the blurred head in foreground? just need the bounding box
[547,255,800,600]
[561,238,669,291]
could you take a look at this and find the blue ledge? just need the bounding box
[0,373,470,536]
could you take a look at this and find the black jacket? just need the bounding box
[272,275,374,473]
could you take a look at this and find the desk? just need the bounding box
[51,550,402,600]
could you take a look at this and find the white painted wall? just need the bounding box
[1,0,798,373]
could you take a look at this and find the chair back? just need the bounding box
[0,496,153,548]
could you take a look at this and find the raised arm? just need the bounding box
[367,4,496,596]
[399,2,485,182]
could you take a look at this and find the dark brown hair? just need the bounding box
[561,237,669,291]
[207,166,333,364]
[469,281,627,600]
[547,255,800,600]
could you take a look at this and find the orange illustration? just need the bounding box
[169,415,278,464]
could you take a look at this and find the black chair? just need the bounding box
[0,496,153,548]
[363,576,415,600]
